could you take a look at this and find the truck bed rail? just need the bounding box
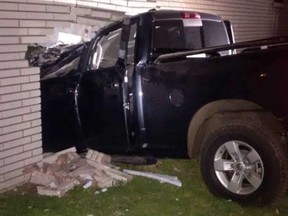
[156,36,288,63]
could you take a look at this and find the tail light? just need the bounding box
[180,12,201,19]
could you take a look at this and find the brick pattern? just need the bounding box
[0,64,43,191]
[0,1,43,192]
[0,0,125,192]
[0,0,287,192]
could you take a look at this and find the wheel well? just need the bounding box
[187,99,266,158]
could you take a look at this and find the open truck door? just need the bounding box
[78,18,137,153]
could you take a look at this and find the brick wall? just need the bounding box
[0,0,125,192]
[0,2,43,191]
[0,0,288,191]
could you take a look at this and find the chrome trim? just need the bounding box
[135,62,148,146]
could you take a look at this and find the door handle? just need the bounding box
[66,88,74,94]
[112,83,119,88]
[123,102,129,110]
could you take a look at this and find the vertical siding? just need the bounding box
[74,0,288,41]
[277,1,288,36]
[0,0,288,191]
[156,0,288,42]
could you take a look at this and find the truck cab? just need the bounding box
[71,10,233,155]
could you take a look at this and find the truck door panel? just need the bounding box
[141,65,191,152]
[79,27,128,152]
[79,20,138,153]
[41,72,82,152]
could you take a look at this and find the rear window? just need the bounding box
[153,20,186,50]
[152,19,229,55]
[202,20,230,47]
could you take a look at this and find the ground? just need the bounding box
[0,159,287,216]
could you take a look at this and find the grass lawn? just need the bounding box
[0,159,287,216]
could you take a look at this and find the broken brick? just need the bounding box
[86,149,111,165]
[30,171,57,187]
[53,171,73,185]
[74,158,88,167]
[95,176,116,188]
[56,154,68,167]
[42,162,60,173]
[23,164,41,174]
[37,186,65,198]
[28,149,132,197]
[66,152,80,162]
[58,179,79,192]
[70,164,96,177]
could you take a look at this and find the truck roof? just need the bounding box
[95,9,223,37]
[148,9,223,21]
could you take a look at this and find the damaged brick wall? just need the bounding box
[0,0,125,192]
[1,0,288,192]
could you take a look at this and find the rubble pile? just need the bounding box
[24,149,133,197]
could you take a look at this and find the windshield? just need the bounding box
[152,19,229,55]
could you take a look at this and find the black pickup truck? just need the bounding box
[40,10,288,204]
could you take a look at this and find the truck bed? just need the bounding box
[140,39,288,151]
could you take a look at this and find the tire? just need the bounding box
[199,112,288,205]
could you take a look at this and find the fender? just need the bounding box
[187,99,264,158]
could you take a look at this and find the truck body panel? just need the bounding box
[40,10,288,156]
[38,9,288,204]
[141,46,288,153]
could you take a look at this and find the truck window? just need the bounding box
[152,19,229,56]
[92,28,121,69]
[153,20,186,50]
[202,20,229,47]
[184,27,202,50]
[127,23,137,65]
[92,24,137,69]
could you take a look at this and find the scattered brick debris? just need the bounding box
[24,148,132,197]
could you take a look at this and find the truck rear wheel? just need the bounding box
[199,113,288,205]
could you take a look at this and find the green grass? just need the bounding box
[0,159,287,216]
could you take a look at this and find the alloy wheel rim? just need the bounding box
[214,140,264,195]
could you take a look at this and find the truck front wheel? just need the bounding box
[199,113,288,205]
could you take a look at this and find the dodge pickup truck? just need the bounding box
[40,10,288,204]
